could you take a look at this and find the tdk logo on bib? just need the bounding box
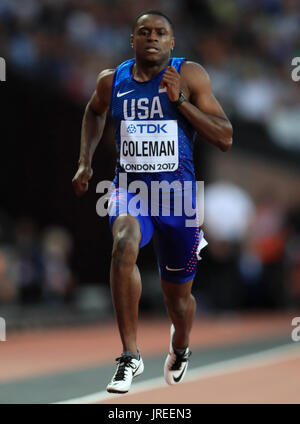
[121,120,179,173]
[127,123,167,135]
[127,124,137,134]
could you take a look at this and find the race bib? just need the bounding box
[120,120,178,173]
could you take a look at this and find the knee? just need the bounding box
[112,235,139,270]
[164,294,193,320]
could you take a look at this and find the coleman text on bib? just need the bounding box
[120,120,178,173]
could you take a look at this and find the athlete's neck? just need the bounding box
[132,58,170,82]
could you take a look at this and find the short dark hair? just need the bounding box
[132,10,174,33]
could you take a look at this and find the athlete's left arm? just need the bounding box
[162,61,233,152]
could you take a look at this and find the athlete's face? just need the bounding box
[131,14,175,64]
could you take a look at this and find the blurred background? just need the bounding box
[0,0,300,330]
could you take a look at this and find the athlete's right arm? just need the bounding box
[72,69,115,197]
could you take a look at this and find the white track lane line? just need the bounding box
[53,343,300,404]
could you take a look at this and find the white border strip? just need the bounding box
[54,343,300,404]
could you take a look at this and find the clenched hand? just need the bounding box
[72,164,93,197]
[161,66,181,102]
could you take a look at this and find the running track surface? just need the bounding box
[0,311,300,404]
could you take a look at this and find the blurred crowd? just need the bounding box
[1,187,300,312]
[0,0,299,150]
[0,216,76,306]
[195,182,300,312]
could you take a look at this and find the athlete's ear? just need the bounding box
[130,34,134,48]
[170,37,175,51]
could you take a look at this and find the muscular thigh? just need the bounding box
[109,187,154,248]
[112,214,141,243]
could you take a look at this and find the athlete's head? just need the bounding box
[131,10,175,64]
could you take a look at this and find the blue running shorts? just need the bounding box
[108,186,207,284]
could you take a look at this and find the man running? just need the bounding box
[72,10,232,394]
